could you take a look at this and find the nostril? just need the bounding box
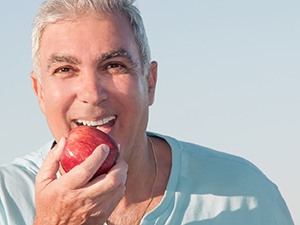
[77,79,108,106]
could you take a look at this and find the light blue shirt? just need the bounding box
[0,133,294,225]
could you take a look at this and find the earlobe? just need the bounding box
[147,61,158,106]
[30,72,46,114]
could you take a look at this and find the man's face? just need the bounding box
[31,14,157,155]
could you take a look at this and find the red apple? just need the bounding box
[61,126,119,179]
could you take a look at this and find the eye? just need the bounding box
[106,62,128,75]
[54,66,72,74]
[52,66,79,79]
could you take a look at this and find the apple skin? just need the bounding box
[61,126,119,179]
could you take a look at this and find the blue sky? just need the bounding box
[0,0,299,222]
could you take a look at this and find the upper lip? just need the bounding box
[75,115,117,127]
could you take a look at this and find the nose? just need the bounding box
[77,73,108,106]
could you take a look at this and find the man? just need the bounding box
[0,0,294,224]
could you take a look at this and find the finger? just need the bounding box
[84,158,128,198]
[88,182,127,220]
[35,137,66,190]
[107,158,128,187]
[59,144,110,189]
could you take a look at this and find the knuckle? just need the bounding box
[122,160,129,172]
[118,185,126,196]
[105,175,121,190]
[75,164,95,181]
[117,159,129,173]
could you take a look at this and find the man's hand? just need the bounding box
[34,137,128,225]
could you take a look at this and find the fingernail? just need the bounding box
[102,144,109,154]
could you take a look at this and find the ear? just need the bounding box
[147,61,158,106]
[30,72,46,114]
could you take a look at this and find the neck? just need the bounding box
[107,136,172,225]
[122,135,157,203]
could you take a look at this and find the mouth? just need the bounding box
[75,116,116,132]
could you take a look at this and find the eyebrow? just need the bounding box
[99,48,135,65]
[47,48,136,71]
[47,55,82,72]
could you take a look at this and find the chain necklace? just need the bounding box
[135,136,158,225]
[106,136,158,225]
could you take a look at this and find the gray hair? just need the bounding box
[32,0,151,78]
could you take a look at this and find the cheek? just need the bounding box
[41,81,77,140]
[119,74,148,94]
[44,85,65,107]
[119,77,149,124]
[115,76,148,105]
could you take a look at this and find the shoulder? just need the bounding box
[179,140,266,178]
[147,132,294,224]
[2,140,52,173]
[0,140,53,186]
[0,140,53,189]
[0,141,53,225]
[151,132,278,194]
[0,141,53,196]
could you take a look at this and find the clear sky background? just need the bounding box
[0,0,299,223]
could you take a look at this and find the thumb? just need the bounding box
[35,137,66,191]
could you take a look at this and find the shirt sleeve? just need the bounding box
[272,191,295,225]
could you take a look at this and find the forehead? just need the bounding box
[39,13,139,65]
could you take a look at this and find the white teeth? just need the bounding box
[76,116,116,127]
